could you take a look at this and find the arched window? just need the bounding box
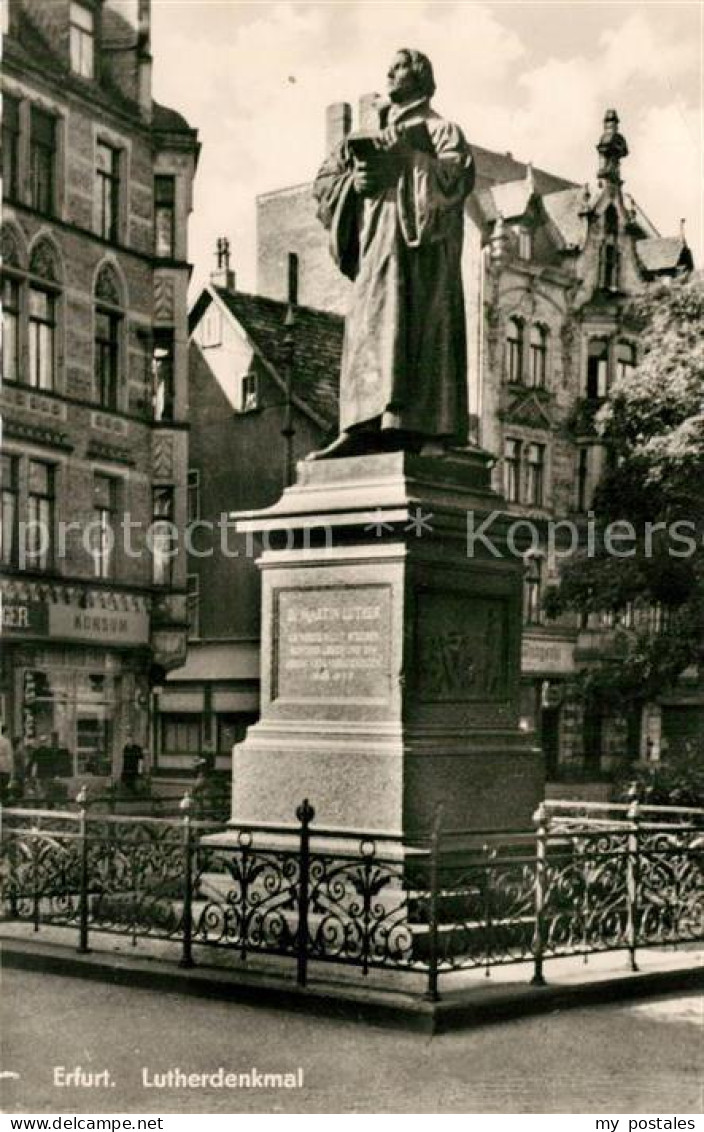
[528,324,548,388]
[27,237,62,392]
[1,223,26,385]
[94,263,124,410]
[506,317,523,383]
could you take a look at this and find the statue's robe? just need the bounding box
[314,97,474,444]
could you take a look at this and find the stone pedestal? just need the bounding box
[229,449,543,849]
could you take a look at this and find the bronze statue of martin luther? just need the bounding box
[310,49,474,460]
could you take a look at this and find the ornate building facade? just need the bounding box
[254,100,696,784]
[1,0,199,784]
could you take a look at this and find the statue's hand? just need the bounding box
[376,124,402,151]
[352,160,382,196]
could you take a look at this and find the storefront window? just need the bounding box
[161,715,201,758]
[75,673,114,775]
[22,667,116,777]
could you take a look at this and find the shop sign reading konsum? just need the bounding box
[49,604,150,645]
[1,597,149,646]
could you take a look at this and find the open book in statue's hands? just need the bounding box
[347,119,435,161]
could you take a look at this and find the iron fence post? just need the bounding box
[482,843,496,978]
[31,822,41,933]
[424,804,443,1003]
[179,791,195,969]
[8,829,19,919]
[296,799,315,988]
[77,786,90,954]
[626,797,640,972]
[239,831,251,963]
[531,801,548,986]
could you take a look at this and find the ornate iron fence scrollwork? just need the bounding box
[0,798,701,995]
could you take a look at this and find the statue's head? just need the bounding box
[387,49,436,104]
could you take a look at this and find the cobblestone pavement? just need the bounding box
[1,969,701,1114]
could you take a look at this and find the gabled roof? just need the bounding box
[258,143,577,210]
[470,144,577,195]
[487,179,534,222]
[541,187,589,250]
[191,286,342,431]
[636,237,693,275]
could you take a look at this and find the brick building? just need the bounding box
[155,251,342,780]
[0,0,199,786]
[254,99,697,782]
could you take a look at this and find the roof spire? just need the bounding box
[597,108,628,186]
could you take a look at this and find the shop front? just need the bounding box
[520,631,578,779]
[1,584,151,787]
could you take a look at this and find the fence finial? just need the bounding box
[180,790,193,813]
[296,798,315,825]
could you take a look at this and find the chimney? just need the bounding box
[325,102,352,153]
[287,252,299,307]
[358,92,382,131]
[137,0,152,122]
[211,238,236,291]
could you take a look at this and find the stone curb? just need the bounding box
[2,939,702,1035]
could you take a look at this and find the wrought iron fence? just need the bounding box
[0,795,701,999]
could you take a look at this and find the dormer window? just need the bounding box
[241,372,259,412]
[70,2,95,79]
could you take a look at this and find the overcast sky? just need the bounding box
[149,1,702,297]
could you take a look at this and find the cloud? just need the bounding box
[150,1,702,290]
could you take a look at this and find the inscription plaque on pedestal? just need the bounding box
[273,585,392,703]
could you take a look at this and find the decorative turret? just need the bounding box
[490,214,510,269]
[597,109,628,186]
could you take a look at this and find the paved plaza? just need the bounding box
[1,969,701,1114]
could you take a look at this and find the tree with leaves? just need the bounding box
[546,274,704,708]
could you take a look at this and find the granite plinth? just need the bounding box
[229,450,543,850]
